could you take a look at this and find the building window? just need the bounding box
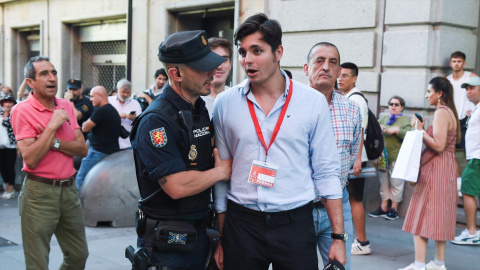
[81,40,126,93]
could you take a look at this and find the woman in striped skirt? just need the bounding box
[399,77,460,270]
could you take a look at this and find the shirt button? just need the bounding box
[266,215,271,219]
[258,186,262,189]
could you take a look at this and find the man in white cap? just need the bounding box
[452,76,480,246]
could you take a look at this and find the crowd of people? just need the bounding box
[0,12,479,270]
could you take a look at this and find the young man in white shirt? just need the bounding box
[201,38,232,119]
[446,51,479,191]
[338,62,371,255]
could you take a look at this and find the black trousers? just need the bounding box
[0,148,16,185]
[222,200,318,270]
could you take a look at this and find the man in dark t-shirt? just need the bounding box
[64,79,93,140]
[75,86,122,194]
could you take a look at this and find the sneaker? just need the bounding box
[368,207,388,218]
[385,208,399,220]
[351,238,371,255]
[398,263,425,270]
[1,191,15,200]
[451,229,480,245]
[425,261,446,270]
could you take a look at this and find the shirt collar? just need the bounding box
[242,70,291,99]
[163,84,206,112]
[329,90,340,110]
[345,87,360,97]
[27,92,63,112]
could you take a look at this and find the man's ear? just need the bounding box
[25,78,35,89]
[303,63,309,76]
[167,67,182,83]
[275,45,284,62]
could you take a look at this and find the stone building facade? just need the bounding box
[0,0,479,115]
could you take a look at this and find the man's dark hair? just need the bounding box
[24,56,50,79]
[306,42,341,64]
[284,69,292,79]
[429,76,461,143]
[450,51,466,60]
[234,13,282,52]
[154,68,168,79]
[209,37,233,60]
[340,62,358,77]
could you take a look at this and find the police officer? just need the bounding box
[130,30,232,269]
[64,79,93,139]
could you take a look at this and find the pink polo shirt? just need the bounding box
[11,92,80,179]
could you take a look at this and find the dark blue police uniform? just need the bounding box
[73,96,93,138]
[129,29,225,270]
[131,85,214,269]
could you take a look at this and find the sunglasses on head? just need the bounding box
[389,103,400,107]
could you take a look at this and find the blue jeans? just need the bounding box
[313,188,353,270]
[76,147,108,194]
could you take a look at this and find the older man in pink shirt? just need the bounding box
[11,56,89,270]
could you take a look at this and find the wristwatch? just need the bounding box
[52,138,61,150]
[331,232,348,242]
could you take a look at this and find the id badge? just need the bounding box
[248,160,279,188]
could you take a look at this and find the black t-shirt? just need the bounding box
[89,104,121,154]
[74,96,93,137]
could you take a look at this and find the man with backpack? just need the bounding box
[338,62,372,255]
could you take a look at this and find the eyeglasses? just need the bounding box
[389,103,400,107]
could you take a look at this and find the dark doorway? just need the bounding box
[171,6,234,86]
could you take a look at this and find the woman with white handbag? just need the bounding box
[399,77,461,270]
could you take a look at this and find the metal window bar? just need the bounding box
[81,41,126,93]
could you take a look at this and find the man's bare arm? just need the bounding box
[56,129,88,157]
[160,149,231,199]
[82,119,96,133]
[17,109,71,168]
[324,198,347,265]
[214,212,226,270]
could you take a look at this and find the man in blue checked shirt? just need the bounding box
[304,42,363,270]
[213,13,345,270]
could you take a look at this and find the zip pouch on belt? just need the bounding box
[154,220,198,252]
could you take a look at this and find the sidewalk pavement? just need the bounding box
[1,197,479,270]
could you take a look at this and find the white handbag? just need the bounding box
[391,121,424,182]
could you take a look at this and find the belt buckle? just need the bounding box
[59,179,69,186]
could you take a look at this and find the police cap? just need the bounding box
[67,79,82,90]
[158,30,224,72]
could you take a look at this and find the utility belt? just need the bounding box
[136,209,209,253]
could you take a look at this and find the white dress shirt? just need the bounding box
[108,95,142,149]
[213,73,341,213]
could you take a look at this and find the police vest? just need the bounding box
[130,97,213,219]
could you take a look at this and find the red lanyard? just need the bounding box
[247,78,293,161]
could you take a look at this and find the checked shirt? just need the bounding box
[328,91,362,188]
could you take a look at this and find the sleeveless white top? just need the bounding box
[447,71,475,119]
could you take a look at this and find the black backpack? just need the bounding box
[350,92,384,160]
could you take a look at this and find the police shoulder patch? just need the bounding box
[150,127,167,148]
